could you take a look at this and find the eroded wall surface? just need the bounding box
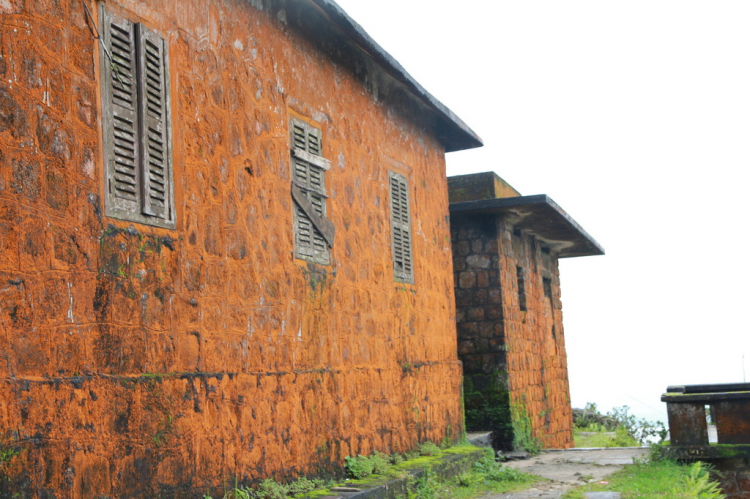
[0,0,462,496]
[452,215,573,450]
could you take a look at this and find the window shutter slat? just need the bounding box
[136,25,170,218]
[103,10,140,210]
[295,206,315,257]
[307,127,321,156]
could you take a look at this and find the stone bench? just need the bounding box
[662,383,750,446]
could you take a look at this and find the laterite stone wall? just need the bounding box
[452,214,573,450]
[0,0,463,496]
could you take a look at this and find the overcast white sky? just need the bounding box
[334,0,750,423]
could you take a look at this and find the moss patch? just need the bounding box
[300,445,486,498]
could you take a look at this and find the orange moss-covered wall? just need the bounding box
[497,220,574,449]
[0,0,465,496]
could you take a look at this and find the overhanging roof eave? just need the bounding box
[309,0,483,152]
[449,195,604,258]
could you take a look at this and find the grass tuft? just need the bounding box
[562,453,723,498]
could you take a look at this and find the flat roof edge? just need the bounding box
[449,195,605,258]
[310,0,483,152]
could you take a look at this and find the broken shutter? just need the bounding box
[389,172,413,283]
[291,118,334,264]
[136,25,169,218]
[103,9,140,213]
[101,6,173,228]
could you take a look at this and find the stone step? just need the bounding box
[466,431,493,448]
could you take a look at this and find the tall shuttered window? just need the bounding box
[290,117,334,264]
[389,171,413,283]
[101,7,174,228]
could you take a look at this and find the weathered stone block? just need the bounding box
[45,165,69,210]
[72,77,95,128]
[459,271,476,289]
[455,240,470,256]
[452,256,467,271]
[11,158,41,201]
[457,322,478,338]
[36,109,72,161]
[471,288,487,305]
[471,239,483,254]
[0,85,30,139]
[466,254,490,269]
[467,307,484,321]
[476,270,489,288]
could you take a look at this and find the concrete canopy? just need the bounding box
[450,195,604,258]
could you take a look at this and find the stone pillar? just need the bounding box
[451,214,513,449]
[451,215,574,450]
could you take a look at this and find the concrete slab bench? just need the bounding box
[662,383,750,446]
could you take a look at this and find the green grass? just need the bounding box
[404,454,543,499]
[562,458,723,499]
[203,446,544,499]
[574,427,640,448]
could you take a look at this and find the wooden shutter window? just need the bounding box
[103,11,140,211]
[290,118,334,264]
[101,6,174,229]
[137,25,169,218]
[389,172,413,283]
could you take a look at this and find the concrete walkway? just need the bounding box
[483,447,647,499]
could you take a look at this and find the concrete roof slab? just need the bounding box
[449,195,605,258]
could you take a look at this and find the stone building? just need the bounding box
[0,0,481,495]
[449,172,603,450]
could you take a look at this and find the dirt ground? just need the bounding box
[482,447,648,499]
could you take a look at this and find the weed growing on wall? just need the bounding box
[0,445,20,483]
[510,400,542,453]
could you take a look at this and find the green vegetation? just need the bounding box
[416,441,441,457]
[573,402,667,447]
[406,453,541,499]
[203,476,329,499]
[343,442,448,480]
[563,451,723,498]
[344,451,392,479]
[574,426,638,448]
[204,445,542,499]
[511,399,542,453]
[0,445,19,481]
